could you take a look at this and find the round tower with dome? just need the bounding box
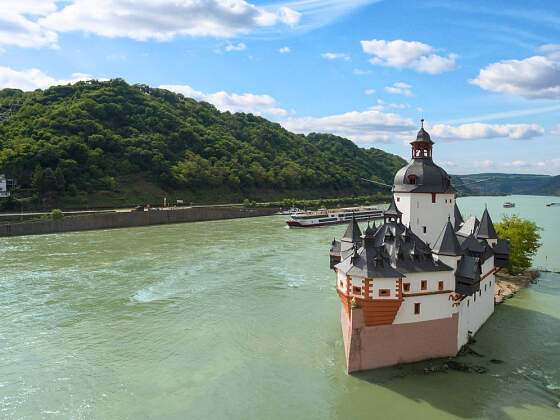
[392,120,456,246]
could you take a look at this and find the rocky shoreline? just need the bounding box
[494,269,540,304]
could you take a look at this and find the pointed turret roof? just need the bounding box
[454,203,464,231]
[456,216,480,237]
[432,219,463,256]
[363,222,376,238]
[460,233,485,254]
[412,126,434,144]
[384,197,402,217]
[477,207,498,239]
[342,215,362,243]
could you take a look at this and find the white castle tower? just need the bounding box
[392,120,455,246]
[329,121,510,373]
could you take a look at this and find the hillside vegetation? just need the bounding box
[535,175,560,196]
[0,79,406,208]
[453,173,551,195]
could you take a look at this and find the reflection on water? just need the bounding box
[0,196,559,419]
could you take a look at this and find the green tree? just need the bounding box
[495,215,542,274]
[51,209,64,220]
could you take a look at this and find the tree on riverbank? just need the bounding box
[495,215,541,274]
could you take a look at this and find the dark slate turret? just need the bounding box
[455,255,481,296]
[493,238,511,268]
[329,238,342,269]
[477,207,498,239]
[384,197,402,223]
[342,215,362,243]
[361,222,377,247]
[432,218,463,256]
[459,233,485,257]
[454,203,464,231]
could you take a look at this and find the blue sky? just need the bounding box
[1,0,559,174]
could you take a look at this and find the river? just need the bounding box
[1,195,558,419]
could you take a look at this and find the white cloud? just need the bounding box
[474,160,495,169]
[321,52,350,61]
[441,104,560,125]
[429,123,545,141]
[159,84,287,117]
[364,89,376,95]
[353,68,371,75]
[536,158,560,169]
[279,46,290,53]
[281,109,416,145]
[385,82,413,96]
[225,42,247,52]
[360,39,458,74]
[0,66,94,91]
[503,160,529,167]
[551,124,560,135]
[471,47,560,99]
[40,0,301,41]
[279,0,380,32]
[0,3,58,49]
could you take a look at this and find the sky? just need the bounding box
[1,0,559,175]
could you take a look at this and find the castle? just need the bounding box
[329,122,510,373]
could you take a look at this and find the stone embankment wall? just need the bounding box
[0,207,278,237]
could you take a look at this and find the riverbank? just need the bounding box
[0,206,278,237]
[494,269,540,303]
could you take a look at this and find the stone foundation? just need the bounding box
[342,306,459,373]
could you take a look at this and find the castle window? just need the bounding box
[403,283,411,292]
[397,197,400,202]
[414,303,421,314]
[379,289,390,297]
[353,286,362,295]
[484,284,487,291]
[421,280,427,290]
[423,226,427,233]
[438,281,444,290]
[432,193,436,203]
[408,175,417,184]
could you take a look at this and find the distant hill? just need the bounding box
[535,175,560,196]
[453,173,553,195]
[0,79,406,207]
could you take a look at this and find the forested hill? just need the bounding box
[0,78,406,206]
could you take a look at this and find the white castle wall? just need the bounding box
[394,192,455,246]
[394,271,453,324]
[456,258,496,350]
[336,271,400,300]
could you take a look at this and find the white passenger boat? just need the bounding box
[286,206,383,228]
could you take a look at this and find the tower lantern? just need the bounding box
[410,119,434,159]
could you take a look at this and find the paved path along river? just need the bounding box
[0,195,558,419]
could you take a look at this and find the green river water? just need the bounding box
[1,195,559,419]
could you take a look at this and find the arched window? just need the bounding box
[408,175,417,184]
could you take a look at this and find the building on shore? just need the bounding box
[329,121,510,373]
[0,174,10,198]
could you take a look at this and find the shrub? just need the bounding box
[51,209,65,220]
